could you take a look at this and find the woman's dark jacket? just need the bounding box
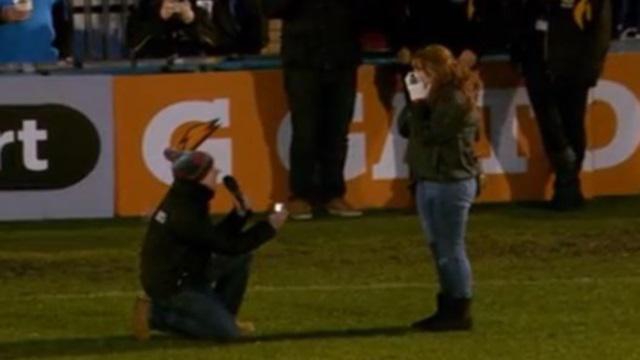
[399,84,481,182]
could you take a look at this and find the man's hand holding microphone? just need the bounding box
[223,175,288,231]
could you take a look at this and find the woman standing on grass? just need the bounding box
[399,44,482,331]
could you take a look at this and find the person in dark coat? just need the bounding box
[132,149,288,340]
[127,0,267,58]
[263,0,363,220]
[388,0,511,67]
[615,0,640,38]
[510,0,612,210]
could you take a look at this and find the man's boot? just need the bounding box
[132,293,151,341]
[551,178,585,211]
[550,148,584,211]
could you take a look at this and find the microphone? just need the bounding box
[222,175,247,213]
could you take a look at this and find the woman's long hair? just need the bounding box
[412,45,482,108]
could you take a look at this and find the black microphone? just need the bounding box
[223,175,247,212]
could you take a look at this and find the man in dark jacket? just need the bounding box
[388,0,511,66]
[263,0,363,220]
[511,0,612,210]
[132,149,287,340]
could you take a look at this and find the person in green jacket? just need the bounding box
[132,149,288,341]
[510,0,612,210]
[399,44,482,332]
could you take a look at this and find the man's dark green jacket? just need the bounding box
[140,180,276,299]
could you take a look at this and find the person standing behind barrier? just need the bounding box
[617,0,640,38]
[398,45,481,332]
[0,0,72,63]
[127,0,267,58]
[389,0,508,68]
[263,0,363,220]
[510,0,612,210]
[127,0,219,58]
[132,149,288,340]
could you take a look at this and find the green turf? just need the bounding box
[1,197,639,359]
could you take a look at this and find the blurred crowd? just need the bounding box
[0,0,637,64]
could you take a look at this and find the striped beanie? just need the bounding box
[164,148,213,181]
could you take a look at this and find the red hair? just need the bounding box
[412,45,482,108]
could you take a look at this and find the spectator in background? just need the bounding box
[211,0,267,54]
[510,0,612,210]
[388,0,510,68]
[264,0,363,220]
[617,0,639,38]
[0,0,73,63]
[126,0,267,59]
[127,0,219,58]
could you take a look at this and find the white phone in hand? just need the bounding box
[273,203,284,213]
[405,71,430,101]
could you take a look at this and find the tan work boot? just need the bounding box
[326,198,363,217]
[132,293,151,341]
[287,198,313,220]
[235,319,256,335]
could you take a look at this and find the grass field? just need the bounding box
[1,196,640,360]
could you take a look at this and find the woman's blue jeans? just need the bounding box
[415,179,476,299]
[150,253,253,340]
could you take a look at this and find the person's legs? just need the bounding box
[415,181,437,249]
[208,253,253,316]
[412,179,476,331]
[284,67,323,204]
[415,181,446,292]
[317,67,357,203]
[523,65,578,207]
[151,286,240,340]
[523,64,573,159]
[551,78,590,209]
[430,180,476,300]
[556,80,589,172]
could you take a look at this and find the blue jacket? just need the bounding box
[0,0,66,63]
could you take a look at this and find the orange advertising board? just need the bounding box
[114,54,640,216]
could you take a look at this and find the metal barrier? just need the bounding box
[0,55,398,75]
[73,0,133,61]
